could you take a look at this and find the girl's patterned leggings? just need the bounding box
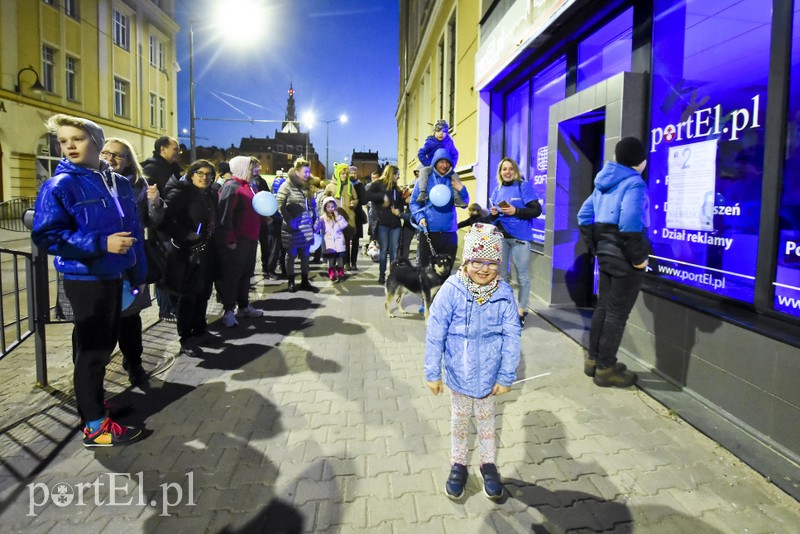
[450,390,496,466]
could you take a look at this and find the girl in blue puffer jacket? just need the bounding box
[425,223,521,501]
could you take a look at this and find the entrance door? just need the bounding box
[551,108,606,307]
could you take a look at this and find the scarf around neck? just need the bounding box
[457,267,500,305]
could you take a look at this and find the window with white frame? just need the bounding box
[159,97,166,129]
[437,37,445,119]
[158,40,165,70]
[66,56,77,101]
[149,93,157,126]
[114,78,129,116]
[149,35,157,66]
[113,10,129,51]
[42,45,55,93]
[446,13,456,128]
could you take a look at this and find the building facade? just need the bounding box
[400,0,800,496]
[0,0,179,200]
[397,0,480,191]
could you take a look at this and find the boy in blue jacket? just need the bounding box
[416,120,466,207]
[32,114,146,448]
[577,137,650,388]
[425,223,521,501]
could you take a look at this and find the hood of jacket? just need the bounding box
[430,148,454,178]
[594,161,641,193]
[320,196,338,211]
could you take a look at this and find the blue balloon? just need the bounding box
[252,191,278,216]
[429,184,452,207]
[121,280,136,311]
[309,233,323,252]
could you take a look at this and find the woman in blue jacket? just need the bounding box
[32,114,145,448]
[425,223,521,501]
[489,158,542,326]
[577,137,650,388]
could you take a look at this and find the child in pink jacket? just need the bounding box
[317,196,349,282]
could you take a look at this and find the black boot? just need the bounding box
[287,277,297,293]
[299,276,319,293]
[593,365,637,388]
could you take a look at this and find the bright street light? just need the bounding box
[189,1,264,161]
[322,114,348,177]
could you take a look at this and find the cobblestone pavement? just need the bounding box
[0,245,799,532]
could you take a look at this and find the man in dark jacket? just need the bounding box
[577,137,650,388]
[141,136,183,321]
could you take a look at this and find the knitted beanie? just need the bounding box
[615,137,647,168]
[434,119,449,134]
[463,223,503,262]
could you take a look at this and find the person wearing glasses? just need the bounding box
[424,223,521,501]
[100,138,165,386]
[216,156,265,327]
[161,160,221,355]
[32,114,146,447]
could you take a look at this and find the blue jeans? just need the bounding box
[501,238,531,310]
[377,225,401,277]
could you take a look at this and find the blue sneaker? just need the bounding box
[445,464,468,499]
[480,463,503,500]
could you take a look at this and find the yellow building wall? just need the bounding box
[0,0,179,201]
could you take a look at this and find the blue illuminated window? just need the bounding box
[774,1,800,318]
[577,8,632,92]
[648,0,771,303]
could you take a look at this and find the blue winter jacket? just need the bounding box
[418,135,459,168]
[576,161,651,266]
[32,159,146,286]
[425,274,521,398]
[410,148,469,232]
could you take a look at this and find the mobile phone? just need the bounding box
[498,200,510,208]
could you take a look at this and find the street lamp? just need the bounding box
[322,115,347,177]
[188,1,265,161]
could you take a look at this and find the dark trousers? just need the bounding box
[417,231,458,271]
[177,292,211,342]
[346,236,360,267]
[398,225,416,261]
[155,285,177,318]
[259,222,270,270]
[217,237,258,311]
[588,269,643,368]
[118,313,142,369]
[286,245,310,278]
[64,278,122,423]
[266,224,286,274]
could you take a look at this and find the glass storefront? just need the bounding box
[647,0,771,304]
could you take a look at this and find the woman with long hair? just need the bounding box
[366,165,404,284]
[100,137,165,385]
[488,157,542,326]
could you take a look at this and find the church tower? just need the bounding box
[281,83,298,133]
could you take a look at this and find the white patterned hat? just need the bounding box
[463,223,503,262]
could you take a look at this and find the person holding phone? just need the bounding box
[489,158,542,326]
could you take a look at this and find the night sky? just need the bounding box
[174,0,400,168]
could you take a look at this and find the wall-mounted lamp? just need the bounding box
[15,66,46,94]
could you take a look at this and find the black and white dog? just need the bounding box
[385,255,454,318]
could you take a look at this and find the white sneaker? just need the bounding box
[222,310,238,328]
[237,305,263,318]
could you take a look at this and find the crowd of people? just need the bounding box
[31,112,649,501]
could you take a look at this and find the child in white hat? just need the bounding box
[424,223,521,500]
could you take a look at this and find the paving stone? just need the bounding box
[366,494,416,527]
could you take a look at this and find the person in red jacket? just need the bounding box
[216,156,265,327]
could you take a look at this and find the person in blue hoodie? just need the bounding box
[32,114,146,447]
[415,120,466,208]
[425,223,521,501]
[577,137,650,388]
[410,147,469,269]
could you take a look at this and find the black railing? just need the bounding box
[0,197,36,232]
[0,247,35,369]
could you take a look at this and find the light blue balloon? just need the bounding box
[252,191,278,216]
[429,184,452,207]
[121,279,136,311]
[309,233,323,252]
